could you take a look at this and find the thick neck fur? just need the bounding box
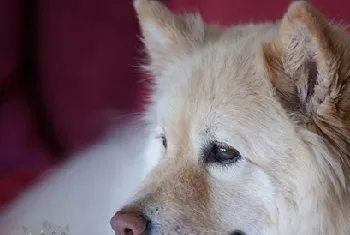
[290,129,350,235]
[290,25,350,234]
[261,21,350,234]
[284,29,350,235]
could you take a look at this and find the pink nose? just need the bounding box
[110,210,148,235]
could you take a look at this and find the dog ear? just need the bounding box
[262,1,338,113]
[133,0,220,75]
[262,1,350,155]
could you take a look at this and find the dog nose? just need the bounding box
[110,210,148,235]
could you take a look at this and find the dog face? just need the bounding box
[112,1,350,234]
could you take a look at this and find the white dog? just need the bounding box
[2,1,350,234]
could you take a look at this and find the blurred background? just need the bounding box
[0,0,349,211]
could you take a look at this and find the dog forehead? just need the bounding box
[147,26,288,149]
[152,53,279,155]
[158,45,270,118]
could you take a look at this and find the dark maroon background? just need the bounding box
[0,0,349,209]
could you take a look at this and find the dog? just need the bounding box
[110,0,350,234]
[1,1,350,235]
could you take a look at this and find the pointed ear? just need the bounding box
[134,0,220,75]
[262,1,350,155]
[262,1,343,118]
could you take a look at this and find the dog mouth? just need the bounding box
[141,227,246,235]
[142,220,151,235]
[111,210,247,235]
[127,223,246,235]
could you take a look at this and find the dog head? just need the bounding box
[112,1,350,234]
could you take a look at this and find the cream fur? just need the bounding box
[127,1,350,234]
[1,1,350,235]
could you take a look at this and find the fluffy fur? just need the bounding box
[1,1,350,234]
[122,1,350,234]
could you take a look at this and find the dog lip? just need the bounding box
[143,220,152,234]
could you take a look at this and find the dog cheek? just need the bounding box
[208,166,278,234]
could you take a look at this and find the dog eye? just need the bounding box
[161,135,167,149]
[203,142,241,165]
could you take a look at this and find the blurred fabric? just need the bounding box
[0,0,349,209]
